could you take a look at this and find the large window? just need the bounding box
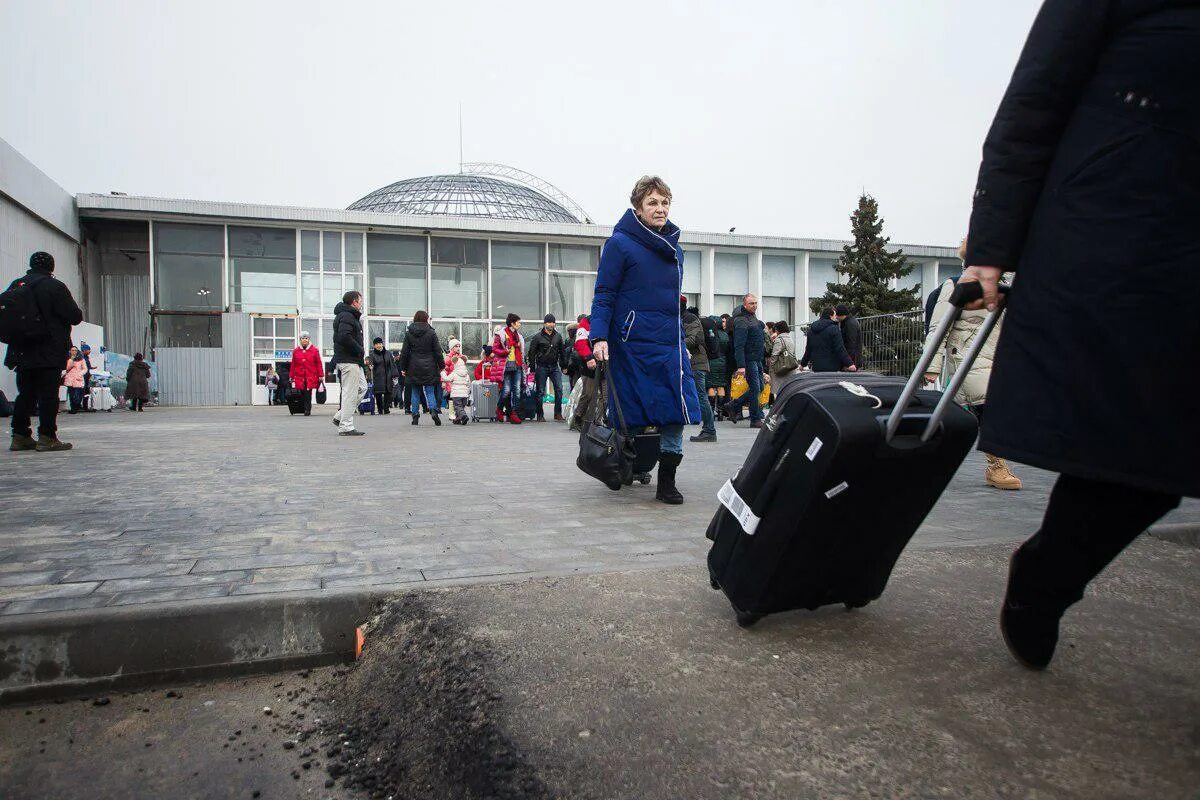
[431,237,486,318]
[367,319,410,351]
[713,295,742,316]
[682,250,702,297]
[548,273,594,323]
[808,256,840,318]
[548,244,599,272]
[153,223,223,312]
[153,312,221,348]
[253,316,296,359]
[491,241,543,321]
[762,255,796,325]
[714,252,748,299]
[228,226,296,313]
[368,233,427,317]
[302,230,364,315]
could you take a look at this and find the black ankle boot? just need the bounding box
[411,414,420,425]
[655,452,685,505]
[1000,549,1060,670]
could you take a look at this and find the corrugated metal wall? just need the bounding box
[156,348,225,406]
[103,274,149,356]
[221,313,252,406]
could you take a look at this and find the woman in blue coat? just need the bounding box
[590,176,701,504]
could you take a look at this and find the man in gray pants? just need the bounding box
[330,291,367,436]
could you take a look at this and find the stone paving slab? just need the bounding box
[0,405,1196,617]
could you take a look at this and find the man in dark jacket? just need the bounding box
[682,300,716,442]
[368,337,395,415]
[525,314,568,422]
[331,291,366,436]
[834,305,864,369]
[960,0,1198,671]
[801,309,855,373]
[723,294,766,428]
[5,252,83,451]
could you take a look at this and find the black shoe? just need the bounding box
[655,452,685,505]
[1000,601,1059,670]
[412,414,420,425]
[432,413,442,426]
[304,411,311,416]
[690,430,717,443]
[338,429,365,437]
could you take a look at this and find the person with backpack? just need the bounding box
[683,300,717,443]
[3,252,84,452]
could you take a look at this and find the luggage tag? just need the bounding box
[718,479,761,536]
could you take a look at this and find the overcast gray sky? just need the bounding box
[1,0,1043,246]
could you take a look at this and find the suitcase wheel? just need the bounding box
[735,611,763,629]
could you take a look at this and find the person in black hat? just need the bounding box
[368,336,395,415]
[525,313,568,421]
[4,251,84,451]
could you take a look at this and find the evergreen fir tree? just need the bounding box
[808,195,924,374]
[809,194,919,317]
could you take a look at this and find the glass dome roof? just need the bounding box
[347,164,591,224]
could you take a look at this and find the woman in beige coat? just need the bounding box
[922,240,1020,490]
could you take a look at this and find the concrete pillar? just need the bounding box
[701,246,715,316]
[749,250,763,302]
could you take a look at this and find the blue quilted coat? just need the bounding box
[589,209,700,428]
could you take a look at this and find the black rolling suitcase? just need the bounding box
[286,388,305,415]
[707,283,1005,627]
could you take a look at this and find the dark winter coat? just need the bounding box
[331,302,365,366]
[682,310,709,373]
[965,0,1200,498]
[839,315,863,368]
[730,305,765,368]
[125,360,151,401]
[800,318,852,373]
[589,209,700,427]
[398,323,444,386]
[2,268,83,371]
[707,321,731,387]
[369,348,395,389]
[526,327,568,368]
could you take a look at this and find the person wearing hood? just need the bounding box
[492,313,526,424]
[331,291,367,436]
[446,350,472,425]
[682,300,716,443]
[5,251,84,451]
[125,353,152,412]
[289,331,323,416]
[589,176,701,504]
[368,337,396,415]
[64,346,88,414]
[723,294,767,428]
[398,310,445,426]
[800,308,855,373]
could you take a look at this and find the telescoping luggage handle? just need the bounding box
[885,281,1009,445]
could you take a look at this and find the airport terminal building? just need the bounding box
[1,139,961,405]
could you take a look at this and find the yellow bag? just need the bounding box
[730,374,771,406]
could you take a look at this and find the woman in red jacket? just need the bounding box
[289,331,324,416]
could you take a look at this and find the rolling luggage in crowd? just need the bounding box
[89,386,115,412]
[359,382,375,415]
[520,375,541,420]
[469,379,498,422]
[707,283,1004,627]
[627,428,661,485]
[286,387,305,416]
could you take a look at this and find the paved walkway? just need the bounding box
[1,405,1196,617]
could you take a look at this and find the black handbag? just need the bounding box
[576,365,637,491]
[316,384,327,405]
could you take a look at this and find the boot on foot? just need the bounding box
[690,430,717,443]
[432,413,442,426]
[9,434,37,451]
[655,452,685,505]
[411,414,420,425]
[36,437,73,452]
[985,454,1022,490]
[507,412,522,424]
[1000,550,1059,670]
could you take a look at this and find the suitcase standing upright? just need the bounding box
[286,388,305,415]
[707,282,1005,627]
[469,379,499,422]
[520,377,542,420]
[359,382,375,415]
[89,386,115,412]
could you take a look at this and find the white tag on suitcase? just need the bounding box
[718,479,761,536]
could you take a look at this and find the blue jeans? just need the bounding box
[534,364,564,418]
[692,369,715,434]
[409,385,436,415]
[499,366,522,414]
[726,362,764,421]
